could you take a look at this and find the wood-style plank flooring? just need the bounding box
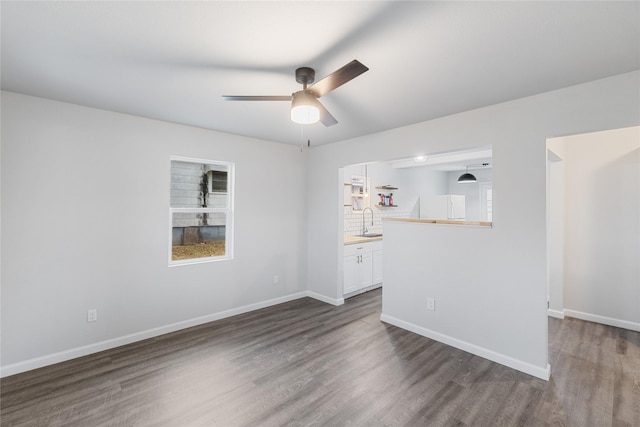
[1,289,639,426]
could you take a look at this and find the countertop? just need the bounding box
[383,218,492,227]
[344,219,490,245]
[344,235,383,245]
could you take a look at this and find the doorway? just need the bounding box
[546,126,640,331]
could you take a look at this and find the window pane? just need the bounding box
[170,161,204,208]
[172,212,226,260]
[170,157,233,265]
[207,193,228,208]
[171,161,229,208]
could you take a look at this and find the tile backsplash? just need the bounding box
[344,207,410,236]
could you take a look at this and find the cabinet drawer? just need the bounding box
[344,240,382,257]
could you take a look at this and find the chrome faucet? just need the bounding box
[362,207,374,235]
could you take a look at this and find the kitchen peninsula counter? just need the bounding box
[383,218,492,227]
[344,235,383,245]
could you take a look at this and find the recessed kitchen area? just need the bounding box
[340,146,493,299]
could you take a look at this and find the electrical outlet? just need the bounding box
[427,298,435,311]
[273,275,279,285]
[87,308,98,322]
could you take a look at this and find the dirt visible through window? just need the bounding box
[172,241,225,260]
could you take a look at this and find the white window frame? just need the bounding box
[169,156,235,266]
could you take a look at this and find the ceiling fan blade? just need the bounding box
[309,97,338,127]
[307,60,369,98]
[222,95,291,101]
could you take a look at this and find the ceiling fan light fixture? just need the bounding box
[291,91,319,124]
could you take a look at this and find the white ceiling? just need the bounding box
[2,1,638,147]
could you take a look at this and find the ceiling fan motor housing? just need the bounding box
[295,67,315,87]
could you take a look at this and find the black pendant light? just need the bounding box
[457,166,477,183]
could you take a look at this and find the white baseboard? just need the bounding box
[1,291,309,378]
[563,309,640,332]
[306,291,344,306]
[343,283,382,300]
[547,309,565,319]
[380,313,551,381]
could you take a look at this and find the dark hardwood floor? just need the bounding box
[1,289,639,426]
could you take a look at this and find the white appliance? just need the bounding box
[420,195,465,220]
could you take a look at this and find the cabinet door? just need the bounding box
[358,251,373,289]
[343,254,359,294]
[372,249,383,285]
[344,184,352,206]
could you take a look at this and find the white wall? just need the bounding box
[307,71,640,379]
[398,166,449,218]
[553,127,640,330]
[1,91,308,375]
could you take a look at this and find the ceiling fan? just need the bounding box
[222,59,369,126]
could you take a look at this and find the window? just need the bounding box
[480,182,492,222]
[169,156,234,265]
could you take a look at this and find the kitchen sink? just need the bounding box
[360,233,383,238]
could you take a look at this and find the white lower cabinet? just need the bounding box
[344,240,382,296]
